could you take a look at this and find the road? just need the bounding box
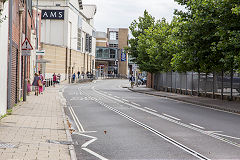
[63,79,240,160]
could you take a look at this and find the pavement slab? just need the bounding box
[129,85,240,114]
[0,85,71,160]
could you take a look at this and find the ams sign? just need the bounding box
[41,10,64,20]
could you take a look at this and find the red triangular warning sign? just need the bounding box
[22,38,33,50]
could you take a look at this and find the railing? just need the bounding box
[153,72,240,101]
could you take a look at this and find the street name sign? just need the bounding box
[36,50,45,56]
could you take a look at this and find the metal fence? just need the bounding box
[153,72,240,100]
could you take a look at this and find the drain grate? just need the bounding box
[47,140,73,145]
[0,143,16,149]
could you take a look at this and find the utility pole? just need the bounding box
[23,0,28,101]
[7,0,13,109]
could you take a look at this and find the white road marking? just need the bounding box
[89,96,210,160]
[204,131,223,134]
[92,88,240,148]
[131,102,141,106]
[190,123,205,130]
[144,107,157,113]
[213,133,240,140]
[79,131,97,134]
[82,148,108,160]
[163,113,181,121]
[122,99,129,102]
[69,107,82,132]
[114,96,120,98]
[75,132,108,160]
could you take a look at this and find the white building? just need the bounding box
[0,1,8,116]
[33,0,96,79]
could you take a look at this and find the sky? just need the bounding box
[84,0,184,32]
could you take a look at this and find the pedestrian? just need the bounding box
[38,71,44,94]
[57,73,61,84]
[129,74,135,88]
[72,73,76,83]
[27,79,31,96]
[81,71,85,79]
[77,71,80,79]
[32,73,40,96]
[53,73,57,87]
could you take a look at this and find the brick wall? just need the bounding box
[147,73,154,88]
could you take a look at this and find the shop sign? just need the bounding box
[41,10,64,20]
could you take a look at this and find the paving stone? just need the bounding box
[0,85,71,160]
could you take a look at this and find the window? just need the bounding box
[85,34,92,53]
[110,49,116,59]
[96,48,109,58]
[85,34,89,52]
[110,32,116,40]
[96,48,103,58]
[109,44,118,48]
[103,48,109,58]
[89,36,92,53]
[77,29,81,51]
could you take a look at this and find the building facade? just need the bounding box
[35,0,97,80]
[95,31,118,77]
[0,0,8,115]
[107,28,129,77]
[0,0,40,115]
[95,28,129,78]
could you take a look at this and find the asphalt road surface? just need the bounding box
[63,79,240,160]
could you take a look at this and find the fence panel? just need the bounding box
[152,71,240,100]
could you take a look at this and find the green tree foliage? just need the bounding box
[128,10,157,73]
[174,0,240,72]
[129,0,240,73]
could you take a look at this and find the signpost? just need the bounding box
[22,37,33,102]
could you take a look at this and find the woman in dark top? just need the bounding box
[32,73,40,96]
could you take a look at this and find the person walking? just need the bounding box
[53,73,57,87]
[77,71,80,79]
[57,73,61,84]
[72,73,76,83]
[129,74,135,88]
[38,71,44,94]
[27,80,31,96]
[32,73,40,96]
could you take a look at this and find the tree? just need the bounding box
[128,10,157,73]
[173,0,240,72]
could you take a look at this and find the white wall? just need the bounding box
[38,0,96,59]
[0,2,9,116]
[40,6,67,46]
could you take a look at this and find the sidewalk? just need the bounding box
[129,85,240,114]
[0,84,73,160]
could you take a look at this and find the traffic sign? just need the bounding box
[22,38,33,50]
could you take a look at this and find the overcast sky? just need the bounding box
[85,0,184,32]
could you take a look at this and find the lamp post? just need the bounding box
[23,0,28,101]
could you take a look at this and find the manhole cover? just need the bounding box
[0,143,16,149]
[47,140,73,145]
